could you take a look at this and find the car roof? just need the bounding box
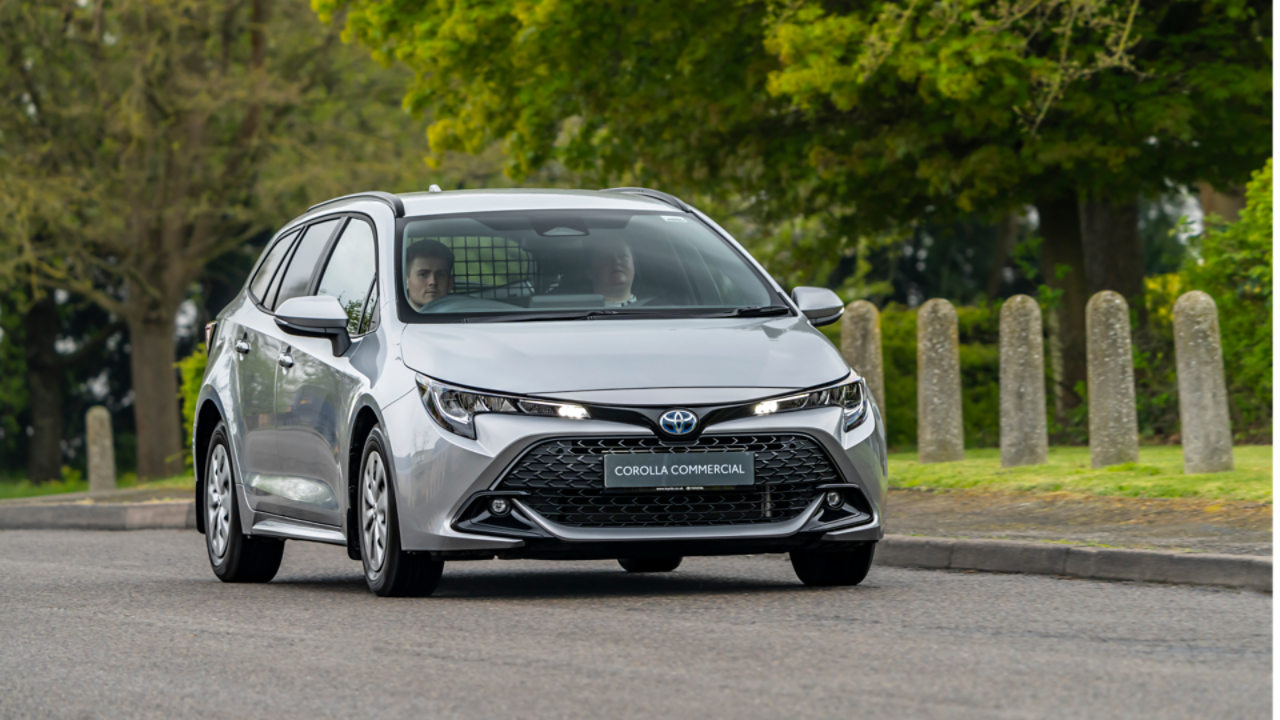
[298,188,684,225]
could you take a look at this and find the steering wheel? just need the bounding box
[416,293,516,314]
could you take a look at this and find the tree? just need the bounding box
[764,0,1270,409]
[0,0,467,478]
[1181,159,1272,435]
[320,0,1270,416]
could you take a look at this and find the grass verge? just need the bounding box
[888,445,1272,502]
[0,473,195,501]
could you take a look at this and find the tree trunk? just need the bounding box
[1079,196,1144,311]
[127,309,183,479]
[984,212,1021,300]
[1036,195,1089,419]
[23,295,63,484]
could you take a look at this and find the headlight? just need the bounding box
[416,375,590,439]
[753,377,869,431]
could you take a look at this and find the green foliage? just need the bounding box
[888,445,1273,501]
[0,473,194,501]
[764,0,1271,205]
[319,0,1270,283]
[0,295,27,466]
[1180,160,1273,436]
[177,343,209,472]
[1132,274,1183,441]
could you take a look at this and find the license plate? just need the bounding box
[604,452,755,492]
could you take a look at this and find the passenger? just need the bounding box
[588,238,638,307]
[405,239,455,310]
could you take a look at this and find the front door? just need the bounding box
[271,217,377,527]
[242,217,345,523]
[228,229,299,489]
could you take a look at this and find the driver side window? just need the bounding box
[316,219,377,335]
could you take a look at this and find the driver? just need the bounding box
[405,239,455,310]
[588,238,638,307]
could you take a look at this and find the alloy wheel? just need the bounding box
[206,444,233,559]
[362,452,389,573]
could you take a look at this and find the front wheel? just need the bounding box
[359,426,444,597]
[205,422,283,583]
[790,543,876,587]
[618,556,682,573]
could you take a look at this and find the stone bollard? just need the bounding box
[999,295,1048,467]
[1173,291,1234,473]
[86,406,116,492]
[841,300,886,420]
[917,298,964,463]
[1086,291,1139,468]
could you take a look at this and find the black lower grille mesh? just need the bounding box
[496,434,841,528]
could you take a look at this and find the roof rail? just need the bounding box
[307,191,405,217]
[600,187,693,213]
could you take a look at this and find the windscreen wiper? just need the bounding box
[699,305,792,318]
[463,310,623,323]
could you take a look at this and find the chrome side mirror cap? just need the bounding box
[274,296,352,355]
[790,287,844,327]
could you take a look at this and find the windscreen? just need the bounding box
[396,209,782,322]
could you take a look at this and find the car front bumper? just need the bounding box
[379,394,887,556]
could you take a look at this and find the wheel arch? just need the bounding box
[345,401,384,559]
[193,393,228,535]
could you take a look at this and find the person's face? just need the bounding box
[588,241,635,301]
[407,256,453,309]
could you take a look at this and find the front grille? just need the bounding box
[496,434,841,528]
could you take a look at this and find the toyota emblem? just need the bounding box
[659,409,698,436]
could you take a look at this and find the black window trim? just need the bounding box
[247,228,301,307]
[250,213,345,314]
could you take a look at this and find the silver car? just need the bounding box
[193,187,887,596]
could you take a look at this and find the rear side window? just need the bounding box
[248,230,298,304]
[271,218,342,310]
[316,219,377,334]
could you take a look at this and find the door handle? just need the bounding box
[277,351,294,369]
[235,340,251,355]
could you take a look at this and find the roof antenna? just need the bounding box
[428,184,442,193]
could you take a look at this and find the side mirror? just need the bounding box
[790,287,844,327]
[274,296,352,355]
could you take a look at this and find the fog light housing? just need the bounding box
[489,498,511,516]
[823,490,843,509]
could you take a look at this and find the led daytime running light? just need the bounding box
[751,378,869,431]
[416,375,590,439]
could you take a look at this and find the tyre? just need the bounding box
[359,426,444,597]
[205,422,284,583]
[790,543,876,587]
[618,556,683,573]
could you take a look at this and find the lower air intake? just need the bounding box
[496,434,841,528]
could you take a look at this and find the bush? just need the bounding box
[1132,274,1182,442]
[1180,159,1272,439]
[176,343,208,471]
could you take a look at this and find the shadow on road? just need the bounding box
[266,560,866,601]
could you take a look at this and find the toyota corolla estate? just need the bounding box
[193,187,887,596]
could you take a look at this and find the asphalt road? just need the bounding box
[0,531,1269,719]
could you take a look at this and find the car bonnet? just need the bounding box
[397,315,850,398]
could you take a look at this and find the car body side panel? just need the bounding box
[269,332,354,526]
[222,297,286,492]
